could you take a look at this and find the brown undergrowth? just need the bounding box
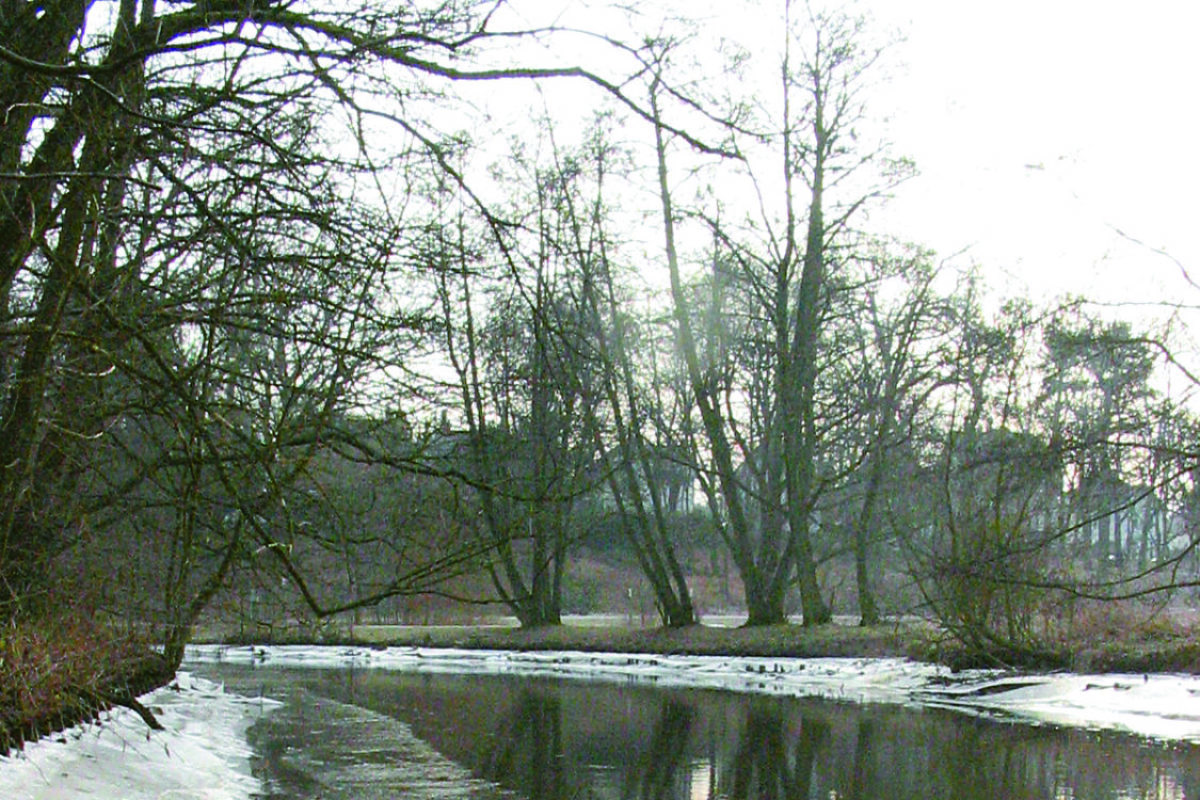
[1052,600,1200,673]
[0,611,174,755]
[908,596,1200,673]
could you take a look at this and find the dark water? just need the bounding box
[200,663,1200,800]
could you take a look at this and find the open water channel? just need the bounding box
[194,660,1200,800]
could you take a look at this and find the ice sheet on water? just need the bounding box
[188,644,1200,742]
[247,683,509,799]
[919,672,1200,741]
[7,644,1200,799]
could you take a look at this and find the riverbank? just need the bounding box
[5,610,1196,760]
[200,619,940,673]
[0,672,276,800]
[350,619,922,659]
[186,644,1200,743]
[0,613,175,756]
[201,614,1200,674]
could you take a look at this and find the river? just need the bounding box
[194,661,1200,799]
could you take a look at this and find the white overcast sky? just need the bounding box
[864,0,1200,314]
[493,0,1200,323]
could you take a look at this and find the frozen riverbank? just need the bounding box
[5,645,1200,799]
[188,644,1200,743]
[0,672,276,800]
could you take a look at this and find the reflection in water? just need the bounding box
[482,689,567,799]
[726,703,825,799]
[208,664,1200,800]
[639,699,693,800]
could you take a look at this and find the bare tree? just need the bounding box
[558,120,698,628]
[0,0,697,653]
[648,4,903,625]
[828,246,949,624]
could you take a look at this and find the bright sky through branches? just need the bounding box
[860,0,1200,309]
[493,0,1200,314]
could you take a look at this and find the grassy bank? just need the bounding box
[354,619,924,659]
[201,613,1200,675]
[205,618,939,663]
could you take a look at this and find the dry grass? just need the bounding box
[212,616,936,661]
[203,605,1200,674]
[921,595,1200,673]
[1048,600,1200,673]
[0,611,170,753]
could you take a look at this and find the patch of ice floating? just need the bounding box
[187,644,1200,742]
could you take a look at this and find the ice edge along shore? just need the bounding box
[5,644,1200,800]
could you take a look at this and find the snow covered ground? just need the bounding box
[0,672,278,800]
[5,644,1200,799]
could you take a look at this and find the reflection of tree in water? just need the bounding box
[480,687,572,800]
[480,689,697,800]
[293,669,1200,800]
[849,716,875,800]
[725,700,829,800]
[627,699,694,800]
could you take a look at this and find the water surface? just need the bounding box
[201,663,1200,799]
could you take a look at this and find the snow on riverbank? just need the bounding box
[189,644,953,703]
[0,672,278,800]
[5,646,1200,800]
[188,644,1200,743]
[918,673,1200,742]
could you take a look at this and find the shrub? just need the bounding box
[0,609,164,753]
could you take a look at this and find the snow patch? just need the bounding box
[919,673,1200,742]
[0,672,279,800]
[188,644,961,704]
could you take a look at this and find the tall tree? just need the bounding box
[433,134,605,627]
[831,246,947,624]
[649,4,902,625]
[0,0,690,650]
[1042,314,1156,570]
[558,120,698,628]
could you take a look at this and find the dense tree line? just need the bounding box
[0,0,651,663]
[2,0,1197,670]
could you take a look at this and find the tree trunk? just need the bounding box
[782,100,832,627]
[854,461,883,626]
[650,79,773,625]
